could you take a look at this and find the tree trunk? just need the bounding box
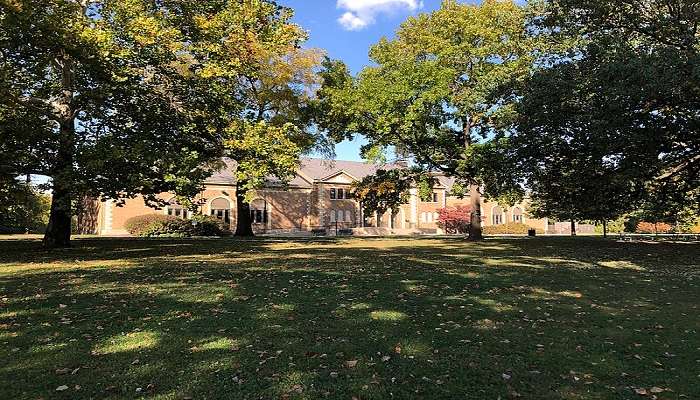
[234,188,254,237]
[43,52,75,248]
[468,184,483,241]
[602,219,608,238]
[463,117,483,241]
[570,219,577,236]
[43,120,74,248]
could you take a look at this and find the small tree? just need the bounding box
[437,206,473,234]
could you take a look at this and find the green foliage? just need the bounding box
[189,214,231,237]
[515,0,700,226]
[125,214,179,237]
[316,0,542,198]
[125,214,229,237]
[593,218,626,235]
[0,0,304,245]
[0,179,50,233]
[483,222,539,235]
[226,121,305,200]
[352,169,414,216]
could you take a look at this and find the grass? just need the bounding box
[0,237,698,400]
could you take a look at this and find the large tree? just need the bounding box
[317,0,544,239]
[514,55,646,236]
[513,0,700,225]
[226,46,327,236]
[0,0,302,246]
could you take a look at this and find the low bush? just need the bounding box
[636,221,673,234]
[124,214,177,236]
[125,214,230,237]
[189,214,231,237]
[483,222,537,235]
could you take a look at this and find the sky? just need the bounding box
[280,0,446,161]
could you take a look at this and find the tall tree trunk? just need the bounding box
[469,184,483,240]
[463,117,483,241]
[570,219,577,236]
[43,52,75,248]
[44,120,74,247]
[234,187,254,237]
[602,219,608,238]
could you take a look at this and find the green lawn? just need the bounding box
[0,237,698,400]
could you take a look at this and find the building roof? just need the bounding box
[297,157,400,182]
[205,157,401,188]
[204,157,466,192]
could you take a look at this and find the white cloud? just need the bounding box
[337,0,423,31]
[338,11,370,30]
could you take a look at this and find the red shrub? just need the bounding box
[636,221,673,234]
[437,205,473,234]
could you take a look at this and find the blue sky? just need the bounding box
[280,0,446,161]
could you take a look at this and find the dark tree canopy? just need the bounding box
[0,0,310,246]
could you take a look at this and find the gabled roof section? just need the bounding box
[298,158,399,182]
[318,170,360,183]
[207,157,451,189]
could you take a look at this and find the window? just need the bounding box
[330,187,349,200]
[432,192,439,203]
[210,198,231,224]
[167,201,188,219]
[345,210,353,222]
[250,209,267,224]
[512,207,523,223]
[492,206,504,225]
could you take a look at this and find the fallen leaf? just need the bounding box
[56,385,69,392]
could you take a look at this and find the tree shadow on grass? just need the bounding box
[0,237,698,399]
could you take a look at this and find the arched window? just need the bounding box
[330,211,336,223]
[166,199,189,219]
[210,197,231,224]
[250,198,268,225]
[345,210,352,222]
[492,206,503,225]
[512,207,523,223]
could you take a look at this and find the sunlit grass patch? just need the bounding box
[370,310,408,321]
[190,337,242,352]
[95,331,160,354]
[598,260,646,270]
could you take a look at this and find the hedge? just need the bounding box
[483,222,540,235]
[125,214,230,237]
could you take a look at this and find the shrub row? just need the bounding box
[125,214,230,237]
[483,222,539,235]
